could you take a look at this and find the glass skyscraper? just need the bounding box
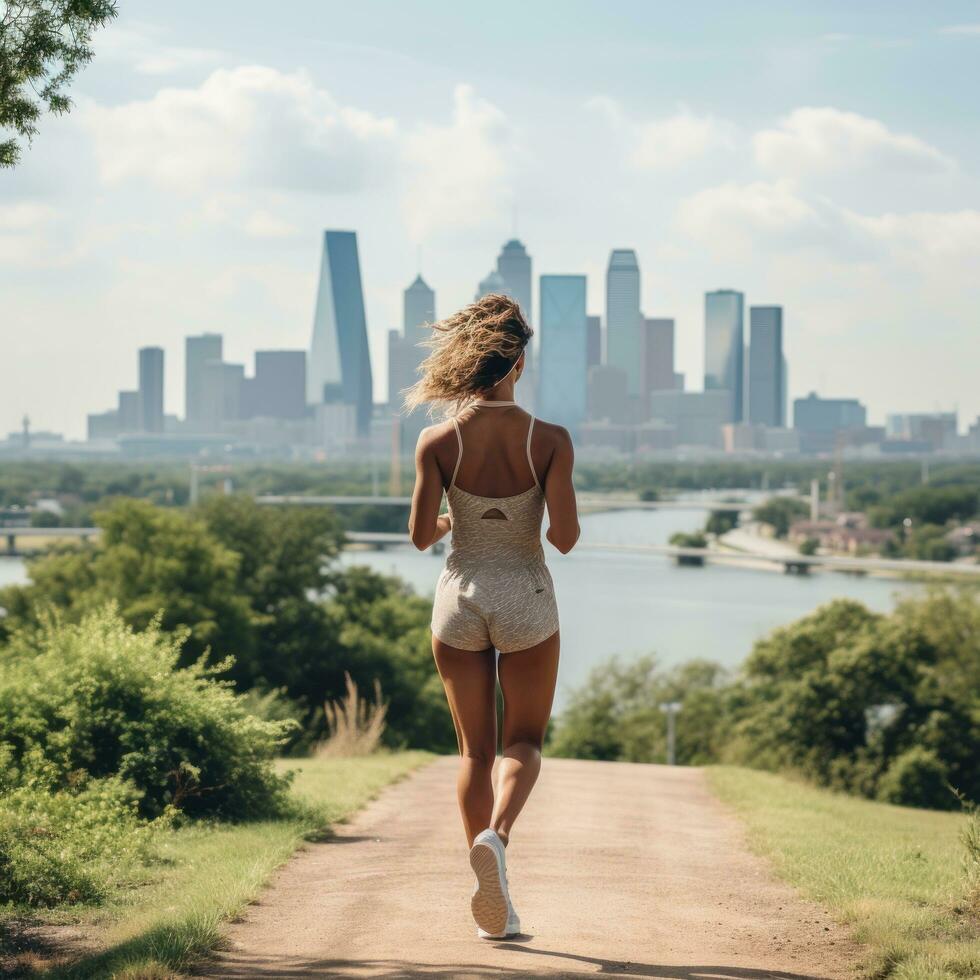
[704,289,745,423]
[403,274,435,350]
[307,230,373,437]
[748,306,784,427]
[538,275,587,432]
[605,249,642,397]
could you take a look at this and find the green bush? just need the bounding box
[0,609,295,819]
[0,773,157,907]
[876,746,950,809]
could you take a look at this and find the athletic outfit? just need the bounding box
[430,400,560,654]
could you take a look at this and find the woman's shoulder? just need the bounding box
[415,419,456,456]
[531,416,573,450]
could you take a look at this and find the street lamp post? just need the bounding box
[659,701,682,766]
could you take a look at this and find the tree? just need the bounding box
[752,496,808,538]
[1,0,117,167]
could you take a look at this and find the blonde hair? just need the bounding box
[403,293,532,416]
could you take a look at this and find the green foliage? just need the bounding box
[553,591,980,811]
[0,0,117,167]
[0,609,294,819]
[669,530,707,549]
[0,499,256,673]
[705,509,738,536]
[549,656,730,765]
[869,485,979,530]
[798,536,819,556]
[752,496,809,538]
[875,746,950,809]
[0,773,157,907]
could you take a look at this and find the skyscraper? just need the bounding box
[185,334,222,427]
[605,250,642,397]
[138,346,164,433]
[245,351,307,419]
[307,230,373,436]
[475,269,507,300]
[642,318,675,398]
[586,315,601,368]
[496,239,532,325]
[403,274,435,349]
[538,275,587,432]
[748,306,784,427]
[704,289,745,423]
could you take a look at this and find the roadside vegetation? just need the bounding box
[549,589,980,810]
[708,767,980,979]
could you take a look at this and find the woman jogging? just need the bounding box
[406,293,580,939]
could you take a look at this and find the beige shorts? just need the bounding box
[431,565,559,654]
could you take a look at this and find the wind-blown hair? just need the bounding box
[403,293,532,416]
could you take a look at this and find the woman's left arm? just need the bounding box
[408,428,451,550]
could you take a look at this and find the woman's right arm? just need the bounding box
[544,426,580,554]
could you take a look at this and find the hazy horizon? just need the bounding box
[3,0,979,439]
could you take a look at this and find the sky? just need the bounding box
[2,0,979,439]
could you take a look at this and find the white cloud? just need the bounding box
[242,209,298,239]
[938,24,980,36]
[0,202,58,231]
[675,179,854,255]
[402,84,515,241]
[754,106,954,177]
[94,23,226,75]
[587,97,736,170]
[82,66,397,193]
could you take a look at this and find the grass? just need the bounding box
[707,766,980,980]
[8,752,431,979]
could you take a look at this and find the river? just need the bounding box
[0,507,920,706]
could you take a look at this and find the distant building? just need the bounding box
[886,412,957,451]
[403,274,435,349]
[605,249,642,397]
[87,410,120,441]
[138,346,164,434]
[586,315,601,368]
[118,390,141,433]
[475,269,507,300]
[748,306,783,428]
[588,364,630,424]
[648,389,729,449]
[244,351,307,419]
[538,275,587,433]
[308,230,373,437]
[201,360,244,430]
[704,289,744,423]
[496,239,532,325]
[793,392,867,454]
[185,334,222,428]
[642,318,676,397]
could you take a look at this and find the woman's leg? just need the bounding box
[432,639,497,847]
[491,630,560,845]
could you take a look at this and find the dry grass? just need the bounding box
[316,673,388,758]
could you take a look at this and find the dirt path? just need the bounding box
[201,757,859,979]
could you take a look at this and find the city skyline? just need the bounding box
[2,1,979,438]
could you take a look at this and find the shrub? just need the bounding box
[0,608,295,819]
[0,775,158,907]
[876,747,950,809]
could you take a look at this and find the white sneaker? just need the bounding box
[469,829,515,937]
[477,901,521,939]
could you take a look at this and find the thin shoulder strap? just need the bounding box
[450,417,463,488]
[526,416,541,489]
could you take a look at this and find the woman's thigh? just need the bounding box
[497,630,560,748]
[432,638,497,760]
